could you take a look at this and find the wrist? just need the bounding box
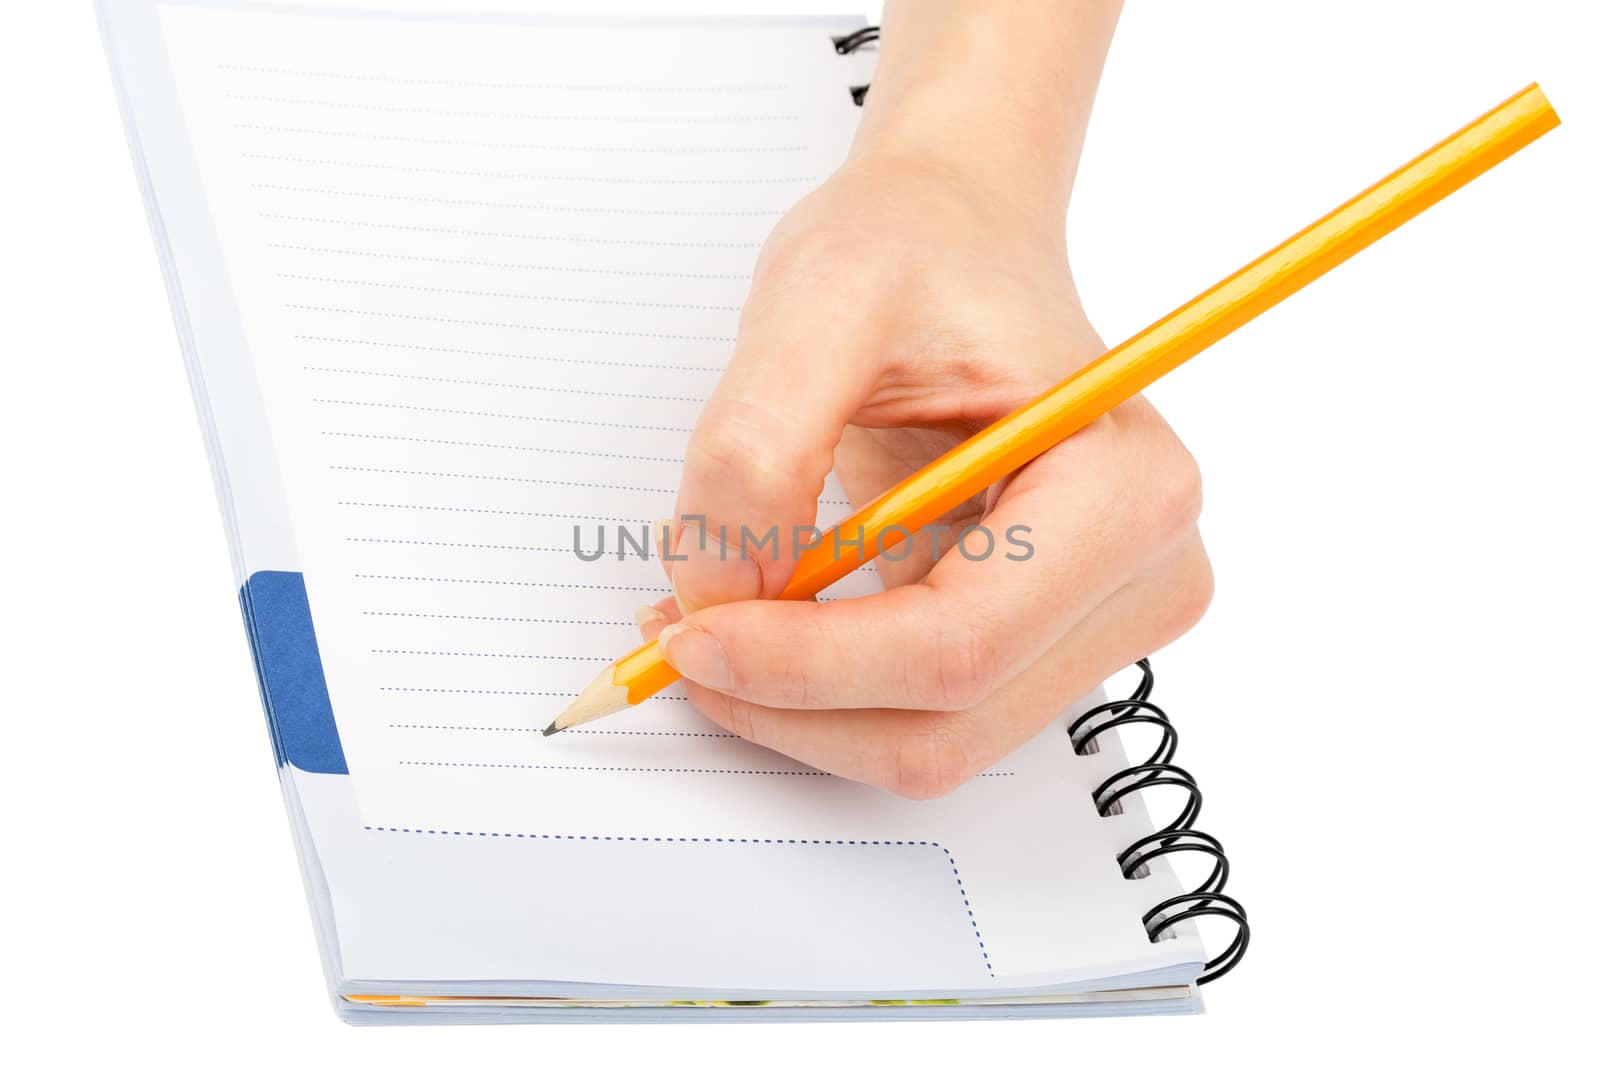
[847,87,1074,234]
[846,0,1121,235]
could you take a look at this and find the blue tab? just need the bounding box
[240,571,349,775]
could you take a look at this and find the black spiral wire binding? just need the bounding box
[831,25,878,106]
[1071,660,1250,985]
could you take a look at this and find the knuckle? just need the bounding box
[704,690,759,743]
[779,643,826,709]
[686,409,802,494]
[685,417,751,474]
[1147,433,1205,542]
[753,224,886,297]
[920,619,1003,711]
[888,723,975,801]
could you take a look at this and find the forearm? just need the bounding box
[849,0,1123,228]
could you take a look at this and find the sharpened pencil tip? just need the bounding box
[546,667,632,735]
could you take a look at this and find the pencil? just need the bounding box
[545,82,1560,736]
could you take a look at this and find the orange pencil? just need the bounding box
[547,83,1560,735]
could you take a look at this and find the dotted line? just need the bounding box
[341,528,874,574]
[338,500,651,524]
[220,64,788,92]
[323,430,684,465]
[304,365,707,403]
[262,213,761,248]
[294,333,724,372]
[383,688,574,697]
[388,722,735,738]
[380,687,689,701]
[399,760,824,777]
[311,398,693,433]
[328,463,852,509]
[938,849,994,972]
[255,183,781,217]
[568,728,737,739]
[343,535,872,576]
[375,651,617,662]
[363,610,634,625]
[356,572,667,592]
[247,153,813,185]
[236,123,806,153]
[363,826,995,975]
[226,93,800,123]
[328,463,677,495]
[287,303,735,342]
[344,536,622,554]
[281,274,739,313]
[384,722,1018,761]
[273,245,749,283]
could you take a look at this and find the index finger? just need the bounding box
[666,271,884,610]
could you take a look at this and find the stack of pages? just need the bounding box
[101,0,1238,1022]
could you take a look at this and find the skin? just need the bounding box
[638,0,1212,799]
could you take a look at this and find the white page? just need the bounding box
[140,0,1206,989]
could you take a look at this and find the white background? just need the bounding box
[3,0,1597,1072]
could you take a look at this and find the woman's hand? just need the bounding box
[638,147,1213,799]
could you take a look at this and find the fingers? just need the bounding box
[657,534,1214,798]
[655,398,1202,711]
[634,595,678,634]
[667,282,884,614]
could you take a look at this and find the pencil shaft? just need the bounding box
[557,83,1558,723]
[781,82,1558,597]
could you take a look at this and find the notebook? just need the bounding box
[99,0,1248,1023]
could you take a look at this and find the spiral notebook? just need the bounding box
[100,0,1247,1023]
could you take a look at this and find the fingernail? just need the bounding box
[634,604,667,630]
[657,622,733,692]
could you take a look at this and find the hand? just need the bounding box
[637,151,1213,799]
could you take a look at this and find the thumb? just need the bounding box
[668,294,881,613]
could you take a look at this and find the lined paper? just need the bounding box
[145,2,1204,985]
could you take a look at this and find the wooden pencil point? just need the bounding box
[546,667,631,735]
